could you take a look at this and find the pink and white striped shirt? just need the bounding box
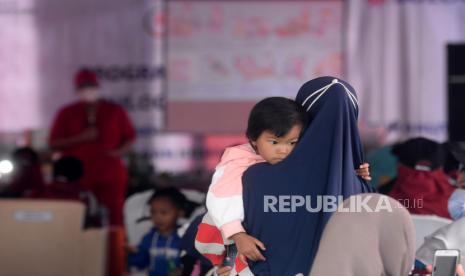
[206,143,265,239]
[195,144,265,274]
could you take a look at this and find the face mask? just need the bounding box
[448,189,465,220]
[79,88,100,103]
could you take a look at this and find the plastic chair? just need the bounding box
[124,188,206,276]
[124,188,207,245]
[411,214,452,250]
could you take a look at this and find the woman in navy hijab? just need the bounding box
[242,76,374,275]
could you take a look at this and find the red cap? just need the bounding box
[74,69,99,90]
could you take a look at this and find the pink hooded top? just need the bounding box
[206,143,265,239]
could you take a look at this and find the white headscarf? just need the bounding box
[416,216,465,267]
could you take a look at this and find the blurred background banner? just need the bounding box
[167,0,343,101]
[0,0,42,132]
[346,0,465,143]
[0,0,166,136]
[5,0,465,172]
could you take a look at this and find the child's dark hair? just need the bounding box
[148,187,186,211]
[246,97,308,142]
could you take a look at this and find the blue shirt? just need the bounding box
[128,228,181,276]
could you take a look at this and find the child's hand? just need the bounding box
[216,266,232,276]
[355,163,372,181]
[231,232,266,262]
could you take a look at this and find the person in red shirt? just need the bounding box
[49,69,136,226]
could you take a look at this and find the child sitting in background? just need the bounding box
[128,187,186,276]
[388,137,455,219]
[195,97,371,274]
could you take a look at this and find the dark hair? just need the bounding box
[148,187,186,211]
[53,156,84,182]
[12,147,40,165]
[392,137,445,170]
[246,97,308,142]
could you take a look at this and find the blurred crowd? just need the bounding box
[1,70,465,276]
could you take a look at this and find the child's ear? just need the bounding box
[249,139,257,147]
[249,140,258,152]
[249,140,258,154]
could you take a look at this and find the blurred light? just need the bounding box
[0,160,14,174]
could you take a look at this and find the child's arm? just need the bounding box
[127,234,151,269]
[206,163,248,239]
[206,162,267,262]
[205,145,267,263]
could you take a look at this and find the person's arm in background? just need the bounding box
[50,128,98,150]
[108,139,134,157]
[49,109,98,150]
[425,264,465,275]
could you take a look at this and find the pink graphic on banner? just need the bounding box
[168,1,342,101]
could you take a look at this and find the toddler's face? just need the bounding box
[150,198,180,234]
[251,124,302,164]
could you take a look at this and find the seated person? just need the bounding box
[0,147,45,198]
[416,216,465,269]
[448,188,465,221]
[31,156,85,198]
[444,142,465,220]
[28,156,102,227]
[389,137,456,219]
[128,187,186,276]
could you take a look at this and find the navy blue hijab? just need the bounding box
[242,76,374,275]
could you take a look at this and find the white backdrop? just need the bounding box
[346,0,465,143]
[167,0,343,101]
